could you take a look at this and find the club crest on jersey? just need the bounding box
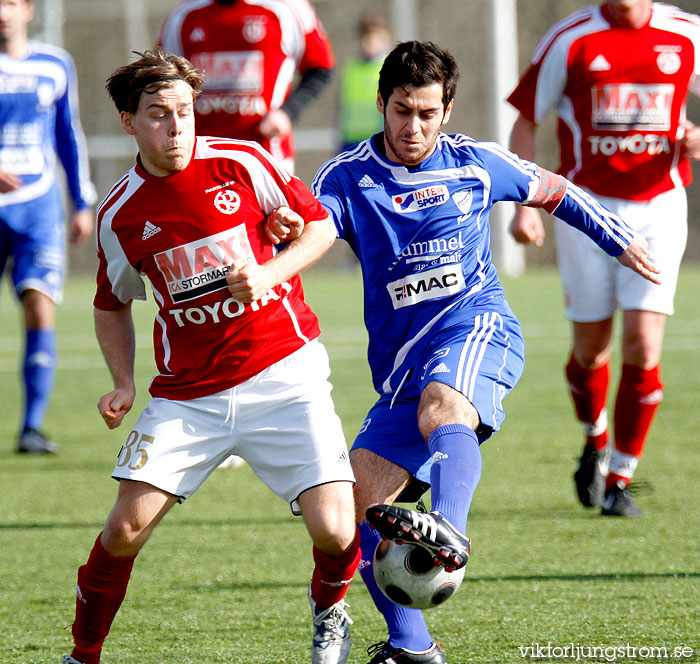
[392,185,450,213]
[656,47,681,75]
[387,264,465,309]
[155,225,255,303]
[214,189,240,215]
[453,188,473,216]
[243,16,267,43]
[591,83,673,131]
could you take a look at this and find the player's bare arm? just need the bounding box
[226,215,336,303]
[0,169,21,193]
[264,205,305,245]
[509,113,546,246]
[94,304,137,430]
[616,235,662,285]
[681,119,700,161]
[258,108,292,139]
[69,208,94,245]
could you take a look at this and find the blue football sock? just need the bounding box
[358,520,433,652]
[22,329,56,432]
[428,424,482,533]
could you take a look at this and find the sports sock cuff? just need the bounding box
[429,423,473,439]
[87,534,137,581]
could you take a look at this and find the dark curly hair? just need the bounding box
[378,41,459,110]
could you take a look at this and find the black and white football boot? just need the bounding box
[366,504,470,570]
[366,640,447,664]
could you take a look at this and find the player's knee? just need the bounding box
[101,514,151,556]
[311,519,356,555]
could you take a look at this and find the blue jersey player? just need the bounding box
[0,0,95,454]
[311,42,659,664]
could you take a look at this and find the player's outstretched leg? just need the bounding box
[365,504,470,570]
[365,640,447,664]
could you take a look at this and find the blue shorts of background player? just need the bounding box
[0,187,66,302]
[1,187,66,453]
[351,302,524,654]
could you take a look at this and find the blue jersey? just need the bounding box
[313,132,635,395]
[0,41,95,212]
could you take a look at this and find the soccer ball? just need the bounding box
[373,539,465,609]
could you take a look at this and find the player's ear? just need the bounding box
[442,99,454,126]
[376,90,385,115]
[121,111,136,136]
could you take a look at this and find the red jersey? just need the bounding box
[507,3,700,201]
[159,0,334,169]
[94,137,326,400]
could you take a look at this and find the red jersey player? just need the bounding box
[60,49,359,664]
[507,0,700,516]
[159,0,334,172]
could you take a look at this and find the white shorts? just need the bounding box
[111,340,354,514]
[554,186,688,321]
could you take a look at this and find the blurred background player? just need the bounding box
[507,0,700,516]
[337,10,392,152]
[0,0,95,454]
[312,40,659,664]
[61,48,359,664]
[159,0,334,174]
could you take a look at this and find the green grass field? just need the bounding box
[1,266,699,664]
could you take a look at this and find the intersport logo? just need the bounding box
[392,185,450,213]
[155,225,255,304]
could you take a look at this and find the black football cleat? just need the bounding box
[366,504,470,570]
[573,445,608,507]
[366,641,447,664]
[601,480,642,517]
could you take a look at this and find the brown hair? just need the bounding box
[106,47,204,114]
[378,41,459,110]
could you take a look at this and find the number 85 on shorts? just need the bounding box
[116,430,154,471]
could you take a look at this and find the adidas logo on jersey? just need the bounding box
[142,221,161,240]
[429,362,450,376]
[589,54,611,71]
[358,174,380,188]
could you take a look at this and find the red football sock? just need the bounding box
[608,364,663,487]
[565,354,610,450]
[310,528,361,609]
[71,534,136,664]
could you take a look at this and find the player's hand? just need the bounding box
[258,109,292,139]
[98,385,136,430]
[0,170,21,193]
[509,205,545,246]
[226,260,272,303]
[264,206,304,245]
[69,208,94,245]
[616,235,662,285]
[680,120,700,161]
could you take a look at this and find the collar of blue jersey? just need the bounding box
[369,132,446,172]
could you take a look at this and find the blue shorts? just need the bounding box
[0,187,65,302]
[352,306,525,487]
